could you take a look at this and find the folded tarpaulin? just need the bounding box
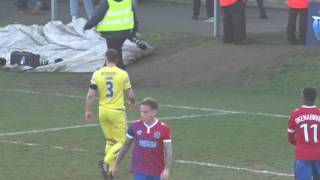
[0,18,155,72]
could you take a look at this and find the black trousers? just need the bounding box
[106,38,127,70]
[256,0,266,17]
[16,0,28,10]
[193,0,214,17]
[222,1,246,43]
[287,8,308,43]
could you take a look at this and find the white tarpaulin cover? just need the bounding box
[0,19,155,72]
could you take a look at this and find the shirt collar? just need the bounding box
[143,118,158,129]
[301,105,317,108]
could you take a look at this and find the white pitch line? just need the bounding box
[0,124,99,137]
[176,160,294,177]
[0,112,233,137]
[0,139,293,178]
[160,104,289,118]
[160,112,234,120]
[0,88,289,118]
[0,88,84,99]
[0,140,88,153]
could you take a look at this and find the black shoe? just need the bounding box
[260,15,268,19]
[288,39,299,45]
[234,39,254,45]
[99,160,110,180]
[31,1,42,14]
[223,40,234,44]
[192,15,199,20]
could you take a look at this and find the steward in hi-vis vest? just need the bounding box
[84,0,138,70]
[220,0,249,45]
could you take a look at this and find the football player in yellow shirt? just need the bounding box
[85,49,136,179]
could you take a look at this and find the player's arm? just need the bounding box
[161,141,173,180]
[112,137,134,177]
[85,85,97,123]
[288,130,296,145]
[288,112,296,145]
[124,72,135,109]
[126,88,136,109]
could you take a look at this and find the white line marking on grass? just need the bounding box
[0,88,84,99]
[160,104,289,118]
[176,160,294,177]
[160,112,234,120]
[0,139,293,178]
[0,112,233,137]
[0,140,88,153]
[0,88,289,119]
[0,124,99,137]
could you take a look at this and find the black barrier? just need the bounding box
[306,2,320,46]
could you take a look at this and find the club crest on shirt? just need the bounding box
[154,131,160,139]
[137,130,143,136]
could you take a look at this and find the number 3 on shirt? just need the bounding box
[106,81,114,98]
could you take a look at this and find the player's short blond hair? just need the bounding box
[140,97,158,110]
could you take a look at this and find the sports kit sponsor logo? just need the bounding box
[138,140,157,148]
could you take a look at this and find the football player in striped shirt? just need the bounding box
[112,97,173,180]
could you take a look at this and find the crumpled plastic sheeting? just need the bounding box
[0,19,155,72]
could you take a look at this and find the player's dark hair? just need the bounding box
[303,87,317,102]
[105,49,119,63]
[140,97,158,110]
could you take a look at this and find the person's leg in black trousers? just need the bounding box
[222,6,234,43]
[298,8,308,44]
[206,0,214,18]
[231,1,246,43]
[193,0,201,20]
[287,8,299,44]
[256,0,267,19]
[106,38,127,70]
[17,0,28,11]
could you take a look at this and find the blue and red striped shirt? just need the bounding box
[127,119,172,176]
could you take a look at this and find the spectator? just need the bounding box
[286,0,308,44]
[192,0,214,22]
[256,0,267,19]
[70,0,94,21]
[220,0,250,44]
[16,0,28,12]
[31,0,50,14]
[84,0,138,70]
[16,0,49,14]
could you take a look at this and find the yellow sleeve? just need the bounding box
[124,72,132,90]
[90,72,98,85]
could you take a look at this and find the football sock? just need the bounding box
[105,142,123,173]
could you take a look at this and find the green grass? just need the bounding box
[0,22,7,27]
[2,32,320,179]
[0,72,295,180]
[141,32,211,50]
[0,83,294,180]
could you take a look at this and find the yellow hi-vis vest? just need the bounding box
[97,0,134,32]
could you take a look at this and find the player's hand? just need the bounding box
[160,168,170,180]
[128,103,137,110]
[85,111,93,123]
[111,165,119,177]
